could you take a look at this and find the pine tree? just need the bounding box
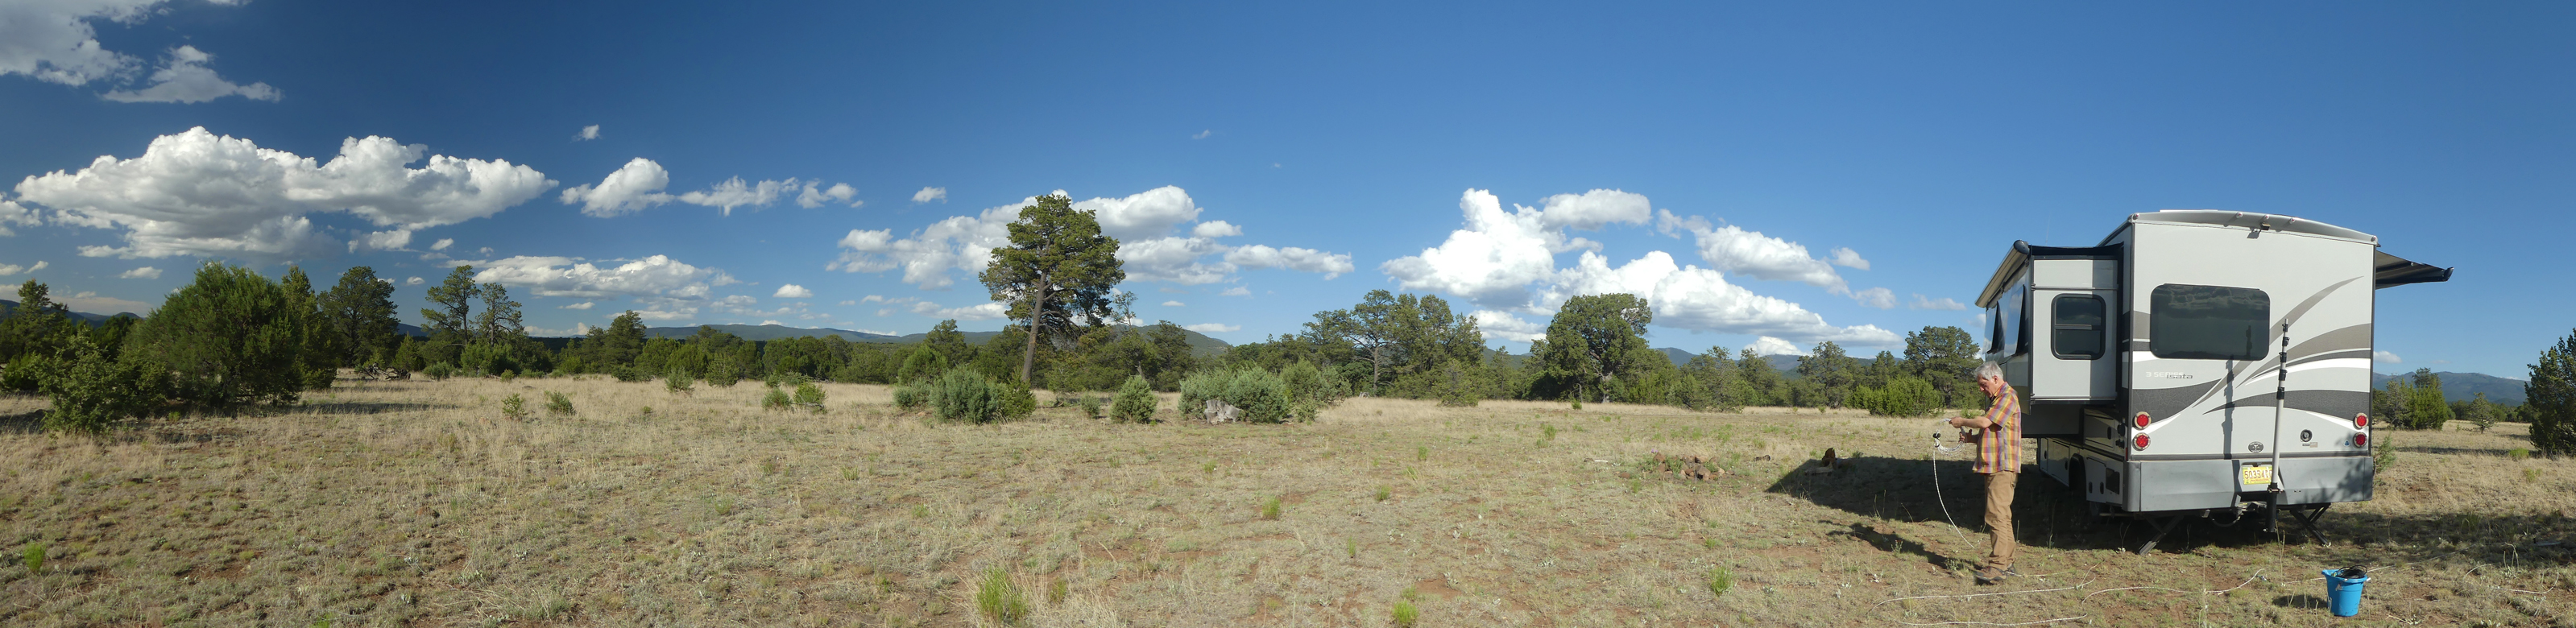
[2528,329,2576,455]
[979,194,1126,386]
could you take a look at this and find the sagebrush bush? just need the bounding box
[793,382,826,411]
[892,383,927,410]
[933,369,1004,423]
[500,394,528,419]
[544,390,574,416]
[761,386,792,411]
[1112,374,1158,423]
[1282,361,1347,420]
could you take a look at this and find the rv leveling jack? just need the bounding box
[2271,504,2332,547]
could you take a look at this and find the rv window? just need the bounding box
[2052,295,2106,359]
[2149,284,2271,361]
[1995,283,2028,356]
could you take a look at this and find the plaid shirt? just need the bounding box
[1973,390,2022,475]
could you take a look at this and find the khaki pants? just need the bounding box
[1983,470,2019,569]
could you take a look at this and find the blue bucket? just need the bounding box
[2322,568,2371,618]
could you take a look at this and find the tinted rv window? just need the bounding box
[2149,284,2271,361]
[1996,283,2028,356]
[2052,294,2105,359]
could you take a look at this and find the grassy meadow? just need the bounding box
[2,376,2570,626]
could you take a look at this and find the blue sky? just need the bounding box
[1,2,2569,378]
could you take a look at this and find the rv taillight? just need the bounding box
[2354,413,2369,428]
[2133,412,2151,428]
[2354,433,2368,448]
[2133,434,2150,449]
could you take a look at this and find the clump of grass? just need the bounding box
[2509,448,2533,461]
[975,568,1029,625]
[1628,478,1643,494]
[499,394,528,419]
[1392,599,1419,627]
[1374,485,1391,502]
[1417,445,1428,461]
[1707,565,1734,597]
[544,390,574,416]
[1261,496,1282,520]
[1047,577,1068,605]
[1346,538,1358,558]
[23,542,43,574]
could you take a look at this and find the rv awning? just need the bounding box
[2373,250,2452,289]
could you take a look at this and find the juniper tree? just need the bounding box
[1535,293,1655,403]
[979,194,1126,386]
[126,262,309,409]
[317,266,400,366]
[2528,329,2576,455]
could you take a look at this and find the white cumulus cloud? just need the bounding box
[835,186,1353,289]
[472,254,738,301]
[1827,247,1870,271]
[432,238,454,251]
[575,125,599,141]
[1851,287,1895,309]
[1,2,270,102]
[0,195,39,236]
[912,187,946,204]
[772,283,813,299]
[1184,323,1239,333]
[677,176,795,216]
[404,276,423,286]
[1386,188,1896,348]
[797,182,860,209]
[1473,309,1547,343]
[1191,221,1241,238]
[1688,224,1845,290]
[1162,300,1184,307]
[0,261,48,275]
[17,127,552,259]
[1908,294,1967,311]
[560,158,675,217]
[1748,337,1808,357]
[559,302,594,310]
[118,266,159,279]
[2374,350,2401,365]
[100,45,279,104]
[1224,245,1354,279]
[1088,185,1201,242]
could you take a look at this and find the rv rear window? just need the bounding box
[2149,284,2271,361]
[2052,294,2106,359]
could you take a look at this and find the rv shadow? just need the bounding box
[1764,455,2313,556]
[0,407,41,436]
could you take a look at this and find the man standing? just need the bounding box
[1945,362,2021,585]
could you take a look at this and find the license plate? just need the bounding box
[2241,465,2273,485]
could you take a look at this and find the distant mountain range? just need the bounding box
[2377,370,2528,406]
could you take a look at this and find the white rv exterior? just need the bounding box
[1975,211,2448,535]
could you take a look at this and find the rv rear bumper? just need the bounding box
[2040,440,2374,513]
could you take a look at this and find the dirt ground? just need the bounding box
[1,377,2569,626]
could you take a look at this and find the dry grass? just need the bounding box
[0,377,2570,626]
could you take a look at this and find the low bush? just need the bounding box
[421,362,458,381]
[1223,369,1293,423]
[931,369,1032,423]
[1178,370,1226,421]
[39,337,166,435]
[761,386,792,411]
[892,383,927,410]
[1112,375,1158,423]
[975,568,1029,625]
[544,390,574,416]
[1707,565,1734,597]
[500,394,528,419]
[610,366,652,382]
[664,366,694,396]
[704,359,739,388]
[1855,377,1945,417]
[1075,394,1104,419]
[1,353,46,394]
[793,382,826,411]
[1283,361,1348,420]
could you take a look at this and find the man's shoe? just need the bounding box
[1973,566,2015,585]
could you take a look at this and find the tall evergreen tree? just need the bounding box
[421,265,477,364]
[474,282,524,344]
[979,193,1126,386]
[2529,328,2576,455]
[317,266,400,366]
[1535,293,1655,403]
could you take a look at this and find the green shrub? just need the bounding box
[1223,369,1293,423]
[793,382,826,411]
[1112,375,1158,423]
[23,542,44,574]
[545,390,574,416]
[665,365,694,396]
[459,342,516,378]
[1282,361,1347,420]
[300,366,336,391]
[501,394,528,419]
[975,568,1029,625]
[1,353,46,394]
[1707,565,1734,597]
[933,369,1004,423]
[2509,448,2533,461]
[1178,370,1226,421]
[1000,384,1037,420]
[762,386,792,411]
[1261,495,1282,520]
[1075,394,1104,419]
[422,362,457,381]
[704,359,739,388]
[1391,599,1418,628]
[38,337,166,435]
[892,383,927,410]
[610,366,652,382]
[122,262,306,408]
[897,347,948,384]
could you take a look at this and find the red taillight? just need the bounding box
[2134,412,2151,429]
[2134,434,2150,449]
[2354,433,2368,447]
[2354,413,2369,428]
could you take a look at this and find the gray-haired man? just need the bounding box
[1944,362,2021,585]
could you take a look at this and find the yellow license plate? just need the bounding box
[2241,465,2273,485]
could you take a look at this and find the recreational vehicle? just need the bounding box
[1974,210,2450,553]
